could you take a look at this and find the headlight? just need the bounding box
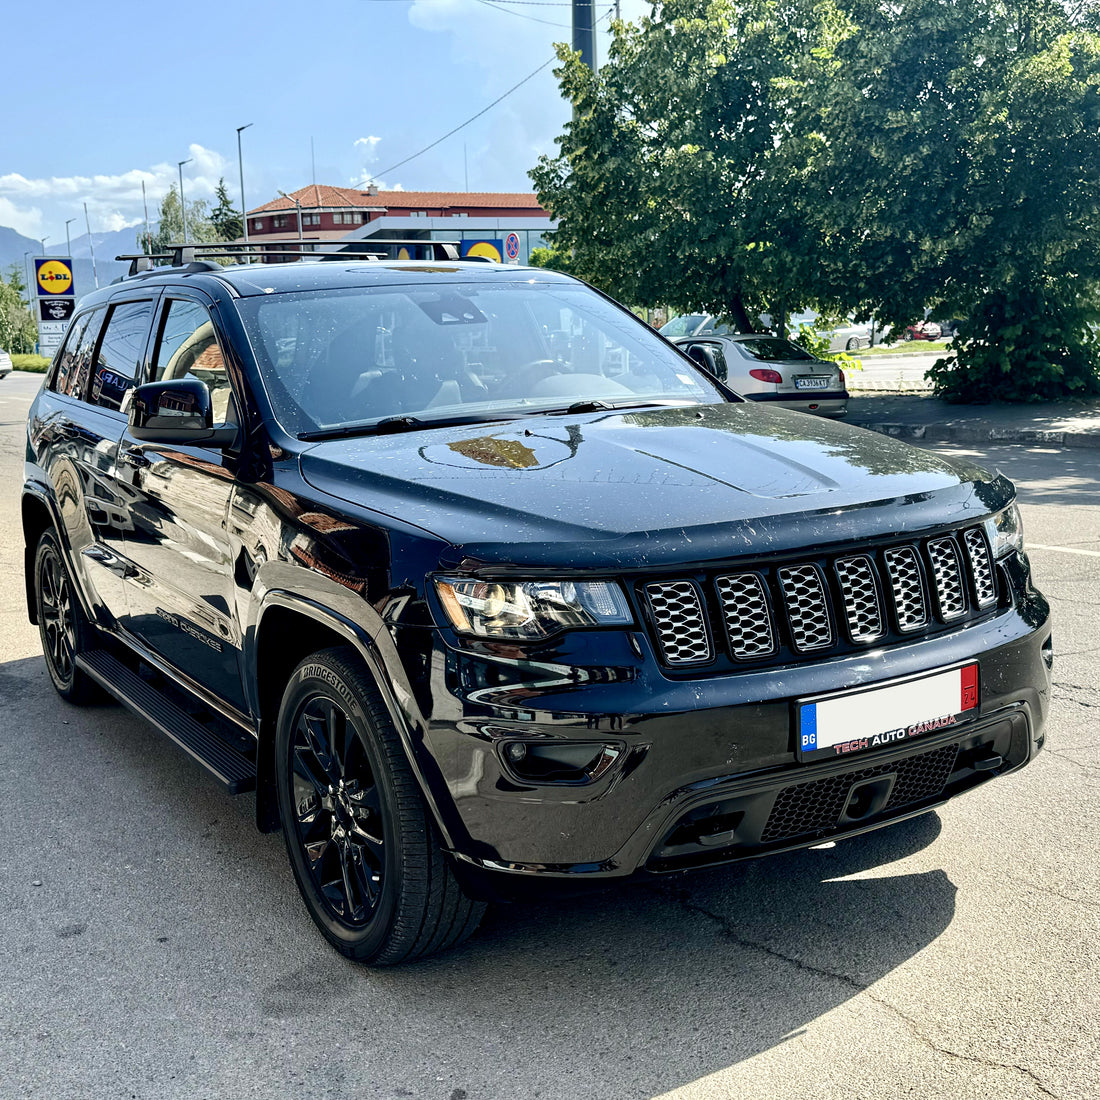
[434,578,633,639]
[987,503,1024,558]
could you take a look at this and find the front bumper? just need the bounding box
[424,590,1051,880]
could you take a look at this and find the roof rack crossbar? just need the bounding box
[114,238,470,276]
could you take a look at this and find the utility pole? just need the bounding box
[572,0,596,71]
[83,202,99,289]
[65,218,75,256]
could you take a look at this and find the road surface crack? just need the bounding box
[652,885,1062,1098]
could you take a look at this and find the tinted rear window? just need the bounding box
[732,338,816,362]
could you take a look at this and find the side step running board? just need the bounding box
[76,649,257,794]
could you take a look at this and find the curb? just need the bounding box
[850,421,1100,449]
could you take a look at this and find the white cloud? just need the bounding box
[354,136,382,151]
[0,145,236,243]
[0,195,44,239]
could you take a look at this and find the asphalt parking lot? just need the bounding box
[1,371,1096,1100]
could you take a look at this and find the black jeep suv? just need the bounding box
[23,253,1051,964]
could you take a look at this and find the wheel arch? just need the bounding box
[22,487,59,625]
[251,593,456,850]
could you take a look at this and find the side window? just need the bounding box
[63,309,108,399]
[153,299,236,426]
[90,301,154,412]
[51,311,91,395]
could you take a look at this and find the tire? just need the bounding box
[903,330,913,342]
[34,529,102,704]
[275,647,485,965]
[845,337,859,351]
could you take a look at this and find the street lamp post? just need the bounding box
[178,158,193,244]
[237,123,253,248]
[277,190,304,257]
[65,218,75,256]
[23,251,34,353]
[41,237,49,255]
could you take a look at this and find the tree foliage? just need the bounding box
[0,265,36,354]
[211,178,243,241]
[144,184,219,252]
[533,0,1100,400]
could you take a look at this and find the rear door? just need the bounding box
[115,292,248,713]
[29,295,158,625]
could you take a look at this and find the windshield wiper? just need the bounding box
[548,399,695,416]
[299,411,523,442]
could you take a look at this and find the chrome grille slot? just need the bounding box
[834,555,885,642]
[777,565,833,651]
[963,527,997,608]
[715,573,777,659]
[927,536,967,621]
[645,581,712,664]
[884,546,929,631]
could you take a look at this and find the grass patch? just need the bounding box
[859,341,951,357]
[11,354,52,373]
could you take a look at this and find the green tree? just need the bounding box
[210,177,243,241]
[0,265,36,354]
[144,184,218,252]
[530,0,854,330]
[535,0,1100,400]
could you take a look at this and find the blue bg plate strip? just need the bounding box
[800,703,817,752]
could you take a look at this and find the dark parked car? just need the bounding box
[23,250,1051,965]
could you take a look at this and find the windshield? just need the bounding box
[238,281,725,435]
[658,313,708,337]
[731,338,817,362]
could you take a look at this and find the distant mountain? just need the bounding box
[0,224,133,298]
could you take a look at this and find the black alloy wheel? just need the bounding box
[288,692,386,927]
[34,530,101,704]
[275,648,485,965]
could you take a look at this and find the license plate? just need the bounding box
[796,664,979,761]
[794,376,830,390]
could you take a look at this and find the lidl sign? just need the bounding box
[35,258,75,296]
[460,240,504,263]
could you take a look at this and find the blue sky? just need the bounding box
[2,0,645,247]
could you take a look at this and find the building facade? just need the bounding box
[246,186,555,264]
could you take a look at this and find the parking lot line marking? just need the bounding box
[1028,544,1100,557]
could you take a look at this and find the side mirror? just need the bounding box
[685,343,727,382]
[128,378,237,446]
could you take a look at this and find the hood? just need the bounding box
[299,403,1012,570]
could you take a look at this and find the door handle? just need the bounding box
[118,446,151,470]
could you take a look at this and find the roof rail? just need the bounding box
[114,238,471,277]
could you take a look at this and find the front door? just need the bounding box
[116,294,248,713]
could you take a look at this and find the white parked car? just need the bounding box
[0,350,13,379]
[671,333,848,417]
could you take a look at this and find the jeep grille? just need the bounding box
[644,525,1000,668]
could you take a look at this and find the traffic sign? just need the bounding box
[505,232,520,261]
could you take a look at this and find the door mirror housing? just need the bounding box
[684,342,727,382]
[127,378,238,446]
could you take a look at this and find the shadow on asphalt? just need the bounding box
[933,443,1100,509]
[6,649,954,1096]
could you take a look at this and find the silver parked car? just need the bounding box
[661,311,871,353]
[672,333,848,417]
